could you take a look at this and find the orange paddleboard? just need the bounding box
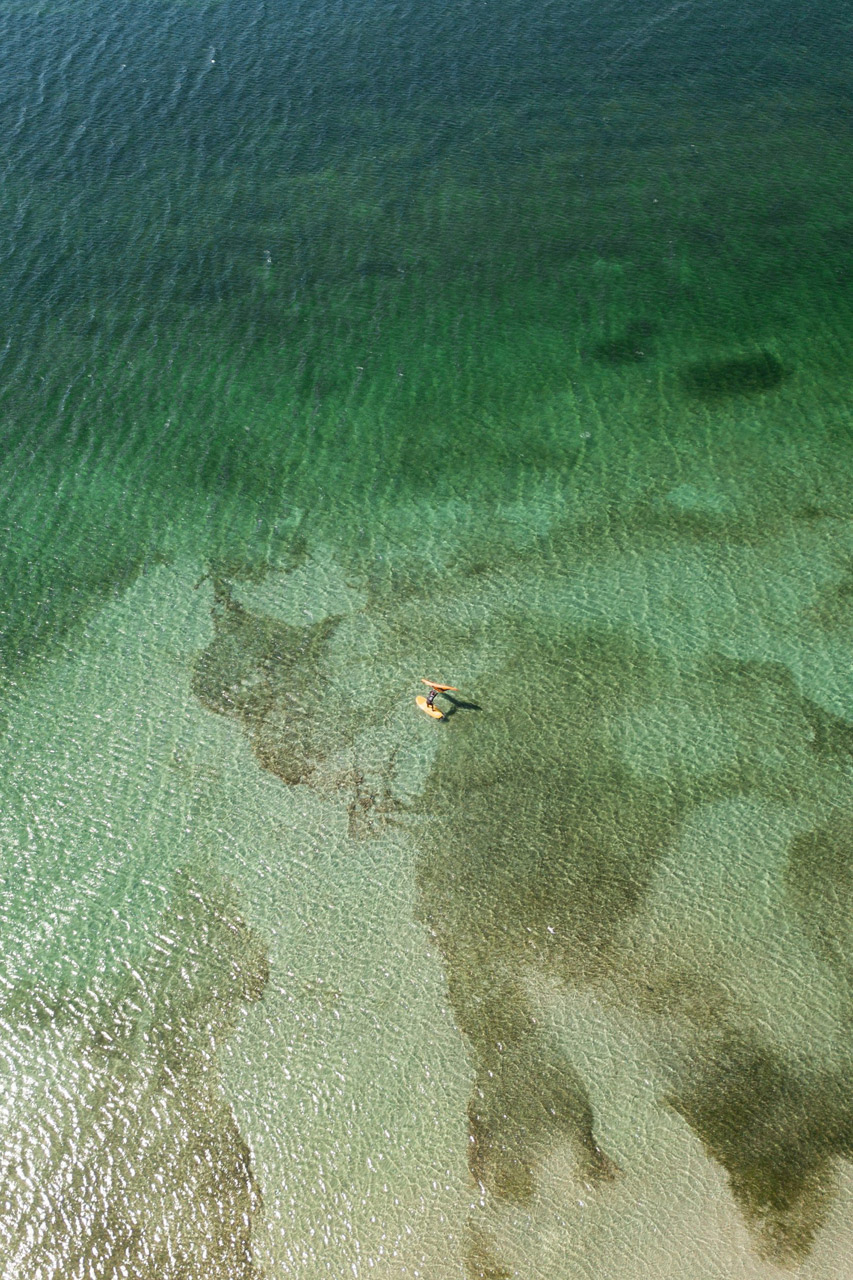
[416,695,445,719]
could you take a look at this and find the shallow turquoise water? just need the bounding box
[2,1,853,1276]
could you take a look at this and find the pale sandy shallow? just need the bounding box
[0,559,471,1279]
[1,430,853,1279]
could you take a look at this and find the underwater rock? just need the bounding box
[785,812,853,974]
[192,577,348,787]
[590,319,655,365]
[415,626,677,1219]
[0,869,269,1279]
[668,1034,853,1264]
[679,351,786,399]
[415,621,853,1270]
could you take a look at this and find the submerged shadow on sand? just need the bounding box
[440,694,483,717]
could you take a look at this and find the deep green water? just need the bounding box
[2,1,853,1276]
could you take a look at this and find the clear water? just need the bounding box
[1,1,853,1275]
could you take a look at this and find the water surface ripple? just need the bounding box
[1,1,853,1276]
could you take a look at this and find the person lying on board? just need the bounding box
[422,678,457,707]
